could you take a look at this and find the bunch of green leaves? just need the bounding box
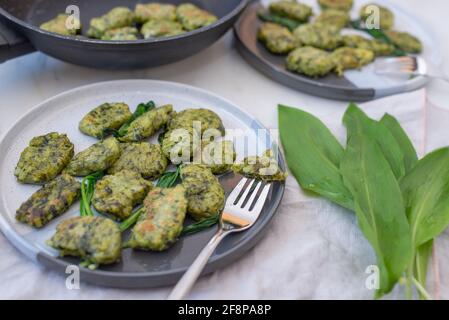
[350,20,406,57]
[279,103,449,299]
[104,101,155,138]
[257,10,302,31]
[80,171,104,216]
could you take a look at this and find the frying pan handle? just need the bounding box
[0,18,35,63]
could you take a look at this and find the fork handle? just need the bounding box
[167,228,228,300]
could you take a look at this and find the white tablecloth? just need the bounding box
[2,89,448,300]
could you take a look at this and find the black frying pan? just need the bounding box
[0,0,248,69]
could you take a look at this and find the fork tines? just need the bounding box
[227,178,270,212]
[375,56,419,74]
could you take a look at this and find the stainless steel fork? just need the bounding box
[167,177,272,300]
[375,56,449,84]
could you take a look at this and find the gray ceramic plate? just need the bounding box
[0,80,285,288]
[235,0,442,101]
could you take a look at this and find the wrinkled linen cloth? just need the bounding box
[1,89,448,299]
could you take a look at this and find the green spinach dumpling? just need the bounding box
[16,174,80,228]
[15,132,74,184]
[65,137,121,176]
[47,216,122,268]
[126,185,188,251]
[92,170,152,220]
[176,3,217,31]
[79,102,132,138]
[181,164,225,221]
[108,142,168,180]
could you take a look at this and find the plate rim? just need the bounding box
[0,79,285,287]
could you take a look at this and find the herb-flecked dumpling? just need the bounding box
[141,20,185,38]
[293,23,342,51]
[65,137,121,176]
[269,0,313,23]
[79,102,133,138]
[342,35,395,56]
[232,150,288,182]
[257,22,299,54]
[87,7,135,39]
[180,164,225,221]
[108,142,168,180]
[40,14,81,36]
[360,3,394,30]
[318,0,353,12]
[286,46,335,77]
[200,140,236,175]
[15,132,74,184]
[101,27,139,41]
[118,104,174,142]
[168,108,225,135]
[331,47,375,76]
[161,108,226,163]
[92,170,152,220]
[176,3,217,31]
[16,174,80,228]
[315,9,349,30]
[47,216,121,268]
[384,30,423,54]
[161,127,199,163]
[135,3,177,23]
[126,185,188,251]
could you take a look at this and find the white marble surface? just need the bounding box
[0,0,448,299]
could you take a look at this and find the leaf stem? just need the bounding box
[412,277,432,300]
[405,255,415,300]
[80,177,94,216]
[80,171,104,216]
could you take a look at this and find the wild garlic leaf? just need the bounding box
[400,147,449,247]
[181,214,220,236]
[340,133,412,298]
[156,166,181,188]
[380,113,418,173]
[343,103,406,179]
[278,105,353,210]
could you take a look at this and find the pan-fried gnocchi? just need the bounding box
[65,137,121,176]
[15,132,74,184]
[42,3,218,40]
[126,185,188,251]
